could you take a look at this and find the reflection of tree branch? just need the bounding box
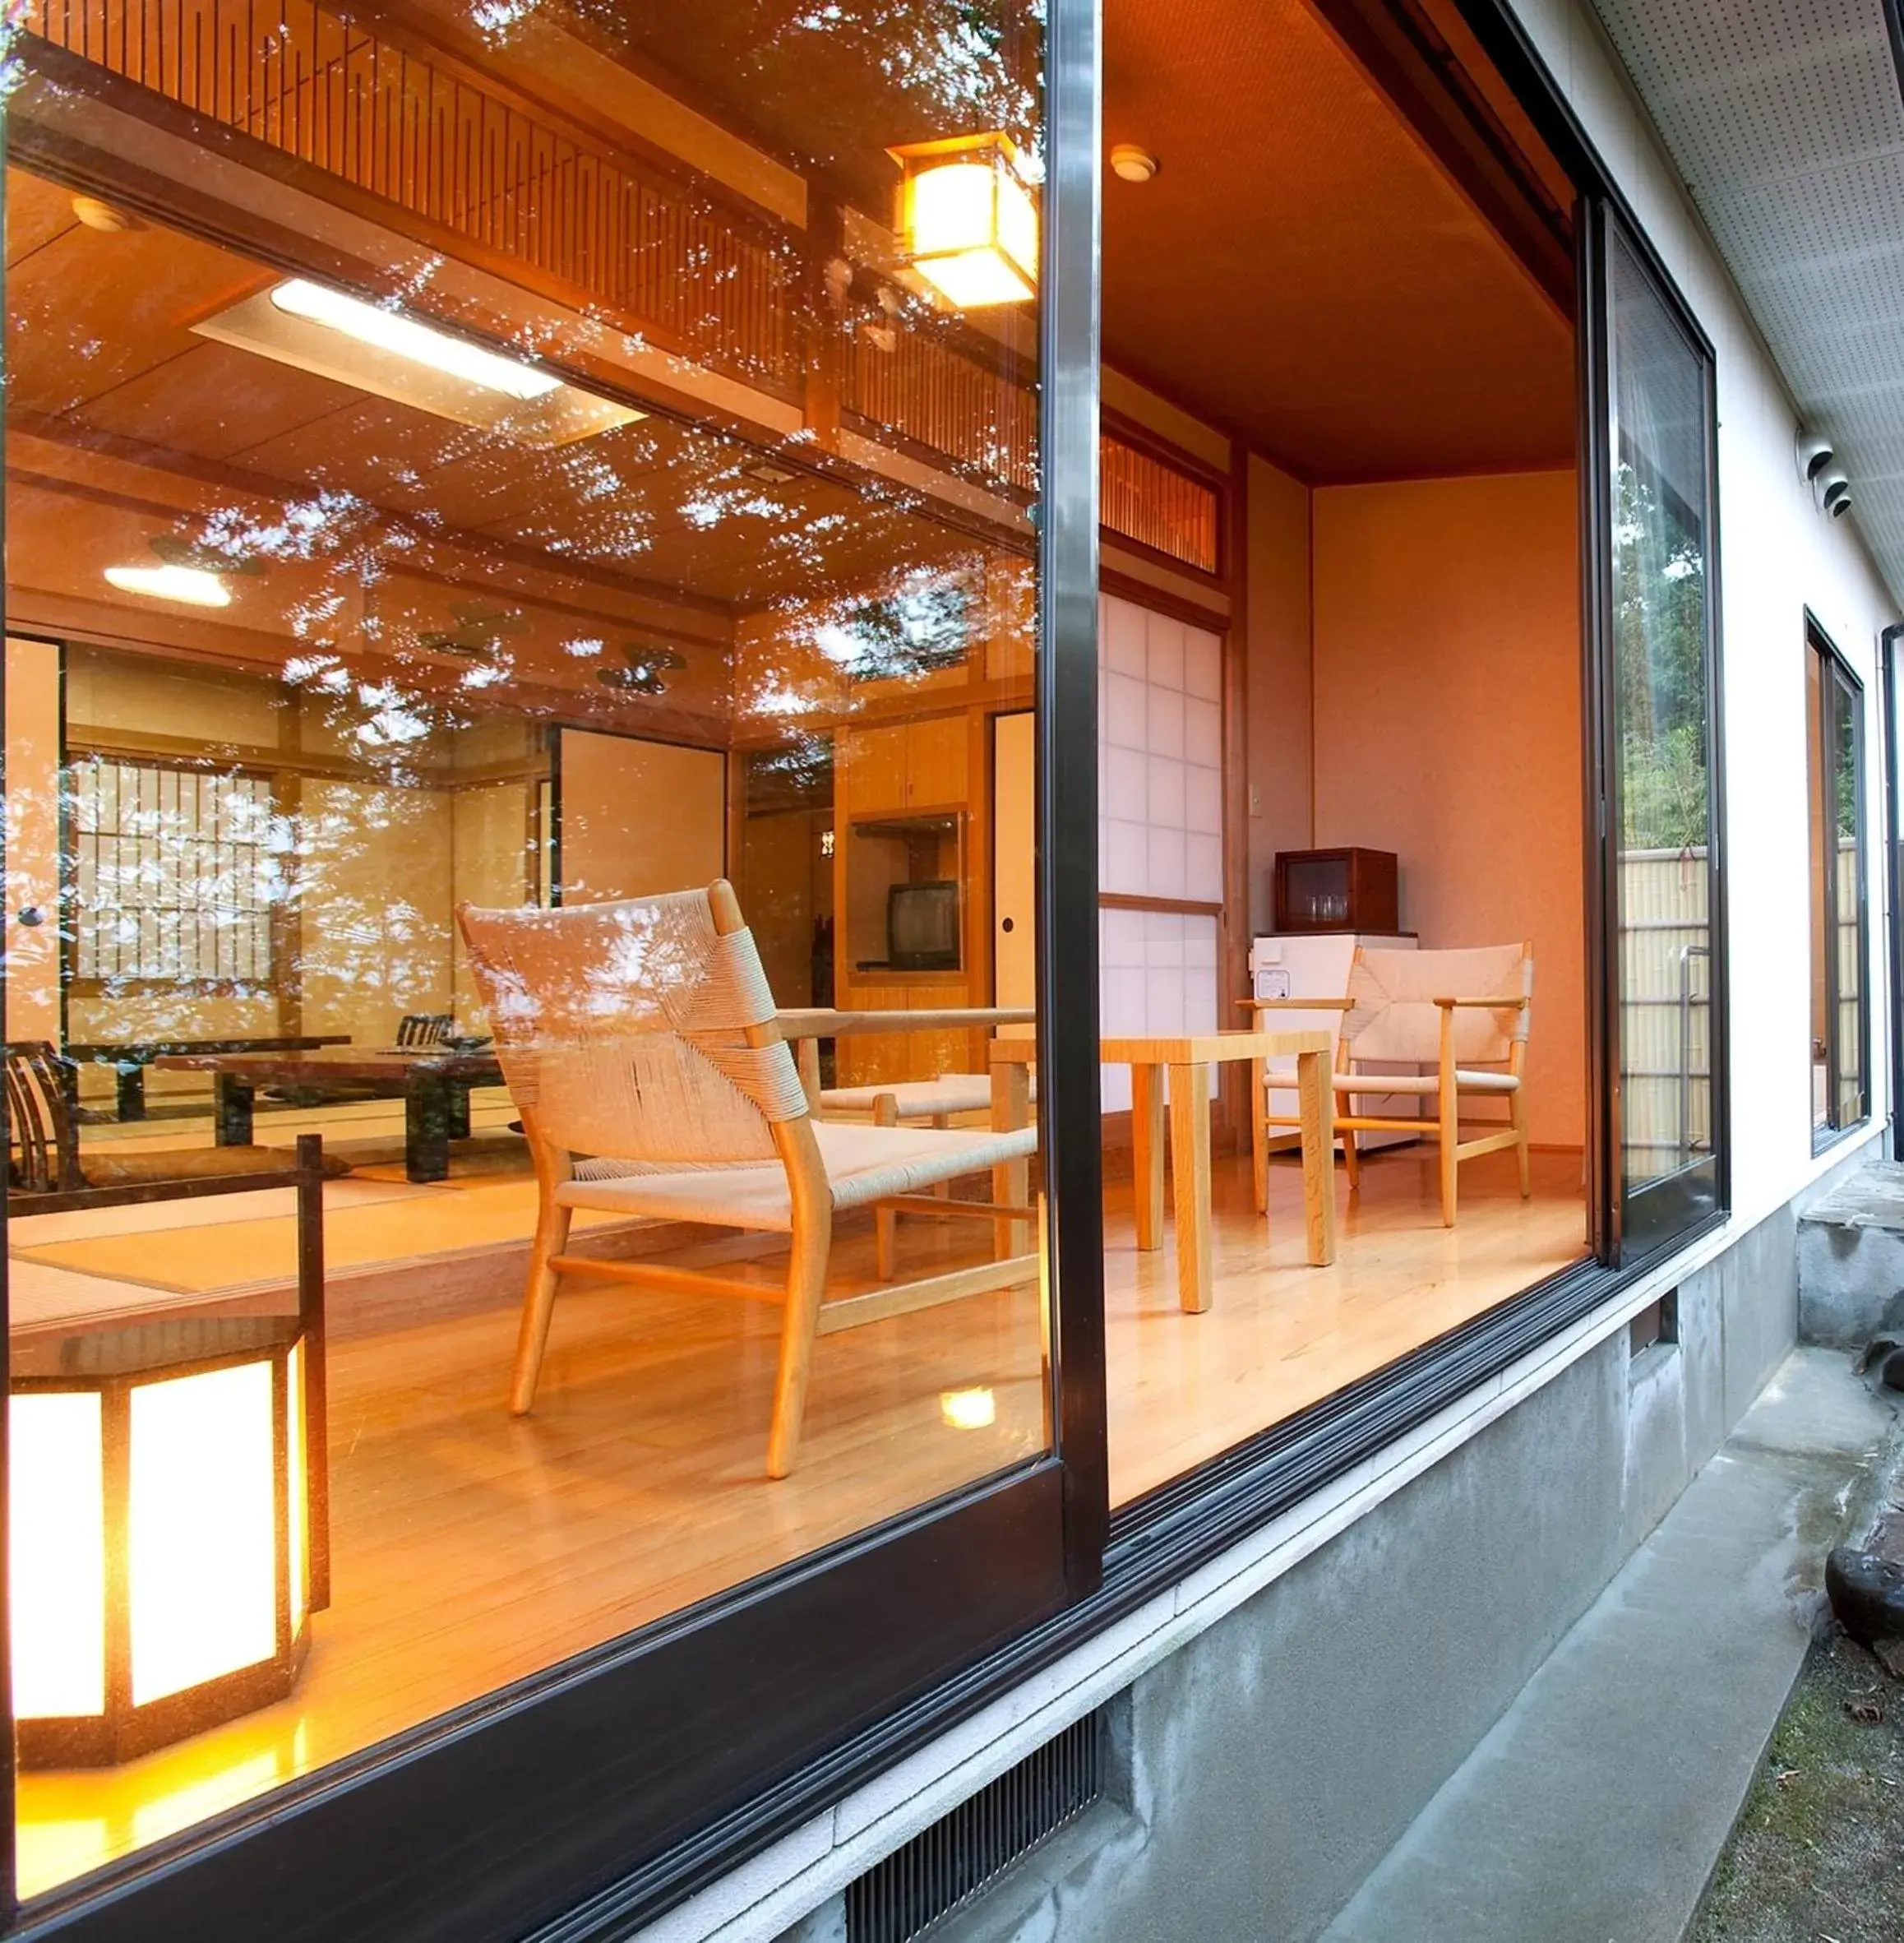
[1615,461,1709,849]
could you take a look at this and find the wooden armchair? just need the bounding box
[1247,942,1533,1227]
[456,881,1040,1477]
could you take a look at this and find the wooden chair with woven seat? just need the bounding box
[1246,941,1533,1228]
[455,881,1041,1478]
[5,1040,353,1200]
[817,1066,1042,1272]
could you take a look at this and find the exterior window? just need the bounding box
[1604,220,1724,1255]
[1807,625,1868,1142]
[4,0,1052,1904]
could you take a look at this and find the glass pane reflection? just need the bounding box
[4,0,1047,1895]
[1608,229,1718,1221]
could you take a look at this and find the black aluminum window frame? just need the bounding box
[1807,616,1871,1150]
[0,12,1101,1934]
[1585,198,1731,1263]
[0,2,1745,1939]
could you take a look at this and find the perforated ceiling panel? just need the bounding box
[1590,0,1904,599]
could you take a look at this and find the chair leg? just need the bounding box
[1341,1118,1362,1192]
[931,1112,951,1198]
[768,1212,832,1478]
[510,1196,572,1414]
[1438,1091,1459,1228]
[874,1094,899,1278]
[1512,1089,1532,1200]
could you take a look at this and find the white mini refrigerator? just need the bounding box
[1250,932,1420,1151]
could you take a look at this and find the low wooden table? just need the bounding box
[150,1048,504,1183]
[67,1034,351,1122]
[991,1028,1336,1315]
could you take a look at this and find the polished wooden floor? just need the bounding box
[15,1143,1585,1898]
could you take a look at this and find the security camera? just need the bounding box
[1798,432,1836,483]
[1817,466,1851,514]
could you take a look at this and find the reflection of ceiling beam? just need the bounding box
[727,674,1034,749]
[9,414,733,647]
[11,59,808,440]
[14,18,811,393]
[62,721,551,791]
[27,583,734,748]
[12,58,1037,554]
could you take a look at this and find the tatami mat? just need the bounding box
[12,1178,635,1297]
[7,1257,233,1333]
[7,1177,429,1247]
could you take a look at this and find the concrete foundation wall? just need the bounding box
[806,1210,1799,1943]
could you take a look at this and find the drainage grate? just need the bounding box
[844,1712,1103,1943]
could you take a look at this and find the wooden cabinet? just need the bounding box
[839,724,908,817]
[838,717,968,816]
[832,710,977,1085]
[903,717,968,809]
[834,975,977,1086]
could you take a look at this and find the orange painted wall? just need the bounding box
[1310,470,1585,1148]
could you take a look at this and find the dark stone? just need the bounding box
[1882,1348,1904,1394]
[1855,1335,1900,1374]
[1826,1546,1904,1646]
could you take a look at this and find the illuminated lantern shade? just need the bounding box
[888,132,1038,308]
[10,1314,327,1766]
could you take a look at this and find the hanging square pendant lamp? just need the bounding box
[887,132,1038,309]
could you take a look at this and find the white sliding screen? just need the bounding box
[1098,591,1224,1112]
[554,729,727,905]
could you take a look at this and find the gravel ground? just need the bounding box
[1689,1631,1904,1943]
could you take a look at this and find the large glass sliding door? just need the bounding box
[1597,214,1726,1255]
[0,0,1087,1931]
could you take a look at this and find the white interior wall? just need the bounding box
[1507,0,1900,1224]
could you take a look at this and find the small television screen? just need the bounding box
[888,881,959,970]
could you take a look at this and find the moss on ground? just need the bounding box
[1689,1632,1904,1942]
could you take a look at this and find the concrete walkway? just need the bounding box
[1319,1348,1902,1943]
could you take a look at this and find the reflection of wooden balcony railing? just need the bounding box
[846,327,1037,500]
[24,0,1223,574]
[23,0,802,394]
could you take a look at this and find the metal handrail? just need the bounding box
[1678,941,1712,1155]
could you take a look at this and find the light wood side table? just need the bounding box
[991,1028,1335,1314]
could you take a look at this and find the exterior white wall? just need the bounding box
[1508,0,1898,1225]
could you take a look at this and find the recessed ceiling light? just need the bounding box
[71,196,143,234]
[104,564,232,608]
[1110,144,1160,183]
[742,459,797,484]
[270,279,561,400]
[194,282,645,446]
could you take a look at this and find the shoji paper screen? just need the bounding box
[1098,592,1223,1112]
